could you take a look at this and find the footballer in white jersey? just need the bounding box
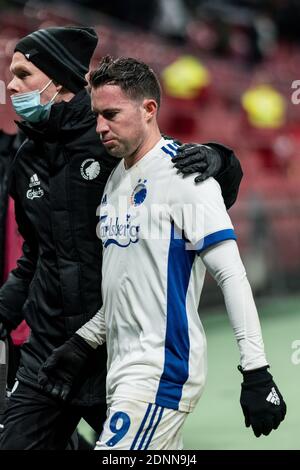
[96,137,236,413]
[42,57,285,449]
[79,134,269,449]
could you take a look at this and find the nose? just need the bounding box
[7,77,18,94]
[96,115,109,136]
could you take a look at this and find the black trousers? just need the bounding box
[0,381,106,450]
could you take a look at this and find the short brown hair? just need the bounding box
[90,56,161,108]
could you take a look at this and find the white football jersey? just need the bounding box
[98,137,236,412]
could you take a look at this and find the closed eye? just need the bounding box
[103,110,118,120]
[10,67,30,79]
[17,71,30,79]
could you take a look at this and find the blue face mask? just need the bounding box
[11,80,59,123]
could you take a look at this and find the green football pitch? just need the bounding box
[184,295,300,450]
[79,294,300,450]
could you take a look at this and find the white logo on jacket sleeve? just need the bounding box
[80,159,101,180]
[26,173,44,199]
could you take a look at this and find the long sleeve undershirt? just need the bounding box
[77,306,106,349]
[77,239,268,371]
[200,239,268,370]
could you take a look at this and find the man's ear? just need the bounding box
[53,81,63,93]
[143,99,158,121]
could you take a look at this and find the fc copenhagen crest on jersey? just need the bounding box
[80,159,101,180]
[130,179,147,206]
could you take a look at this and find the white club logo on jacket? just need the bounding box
[80,159,101,180]
[26,173,44,200]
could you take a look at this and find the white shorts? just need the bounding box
[94,399,188,450]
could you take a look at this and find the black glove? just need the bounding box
[239,365,287,437]
[38,334,95,401]
[172,143,222,183]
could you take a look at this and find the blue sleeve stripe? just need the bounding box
[167,143,179,152]
[161,145,177,157]
[196,228,237,253]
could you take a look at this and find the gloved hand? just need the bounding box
[238,365,287,437]
[172,144,222,183]
[38,334,94,401]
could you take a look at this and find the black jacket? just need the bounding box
[0,90,242,406]
[0,132,20,283]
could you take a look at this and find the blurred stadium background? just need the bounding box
[0,0,299,450]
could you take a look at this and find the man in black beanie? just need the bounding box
[14,26,97,94]
[0,26,243,449]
